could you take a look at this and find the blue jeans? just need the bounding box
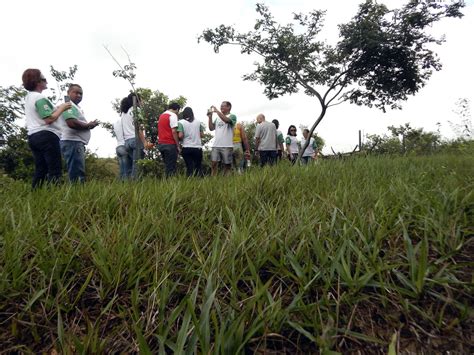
[125,138,144,178]
[61,140,86,183]
[28,130,62,188]
[116,145,132,180]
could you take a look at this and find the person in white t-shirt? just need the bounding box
[285,125,299,165]
[301,128,318,165]
[22,68,71,188]
[208,101,237,176]
[177,107,204,177]
[113,116,132,180]
[120,94,148,178]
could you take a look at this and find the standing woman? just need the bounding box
[177,107,204,177]
[285,125,299,165]
[121,93,147,178]
[22,69,71,188]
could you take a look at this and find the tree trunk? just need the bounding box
[298,105,327,161]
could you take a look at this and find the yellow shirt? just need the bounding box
[233,123,242,144]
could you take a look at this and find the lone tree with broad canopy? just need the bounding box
[199,0,465,159]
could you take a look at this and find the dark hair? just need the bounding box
[68,84,82,92]
[120,97,132,114]
[22,68,42,91]
[182,107,194,122]
[120,93,141,113]
[287,125,297,136]
[303,128,310,134]
[222,101,232,110]
[168,102,181,111]
[272,119,279,129]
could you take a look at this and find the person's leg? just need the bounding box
[160,144,178,177]
[28,132,48,189]
[269,151,277,166]
[260,151,269,167]
[41,131,62,185]
[182,147,193,177]
[210,148,220,176]
[116,145,129,180]
[301,156,309,165]
[61,140,86,183]
[233,143,243,173]
[194,148,203,177]
[222,147,233,176]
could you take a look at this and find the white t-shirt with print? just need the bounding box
[301,137,316,157]
[25,91,62,137]
[285,135,299,154]
[212,113,236,148]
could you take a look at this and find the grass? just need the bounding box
[0,153,473,353]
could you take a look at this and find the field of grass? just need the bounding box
[1,153,473,353]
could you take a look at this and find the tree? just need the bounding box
[363,123,440,154]
[450,98,472,140]
[0,85,25,142]
[199,0,464,160]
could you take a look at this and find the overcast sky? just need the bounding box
[2,0,473,156]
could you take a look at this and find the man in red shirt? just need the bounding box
[158,102,181,177]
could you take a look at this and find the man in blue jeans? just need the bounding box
[60,84,99,182]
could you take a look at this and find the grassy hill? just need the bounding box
[1,154,473,353]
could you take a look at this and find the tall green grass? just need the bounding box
[1,154,473,353]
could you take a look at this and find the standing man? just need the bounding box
[208,101,236,176]
[158,102,181,177]
[272,119,285,162]
[232,121,250,173]
[255,114,278,167]
[60,84,99,183]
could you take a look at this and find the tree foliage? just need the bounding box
[199,0,465,158]
[363,123,441,154]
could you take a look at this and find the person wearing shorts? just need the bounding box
[208,101,236,176]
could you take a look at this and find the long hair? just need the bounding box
[182,107,194,122]
[287,125,297,136]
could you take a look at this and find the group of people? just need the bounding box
[113,96,319,179]
[22,68,318,188]
[22,68,99,188]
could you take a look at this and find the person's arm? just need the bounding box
[177,121,184,141]
[67,119,99,130]
[36,98,71,125]
[213,107,237,127]
[200,123,205,138]
[285,136,291,157]
[208,111,215,131]
[240,124,250,156]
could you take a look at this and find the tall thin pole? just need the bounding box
[133,95,140,163]
[358,130,362,151]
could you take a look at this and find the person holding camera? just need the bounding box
[60,84,99,183]
[208,101,236,176]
